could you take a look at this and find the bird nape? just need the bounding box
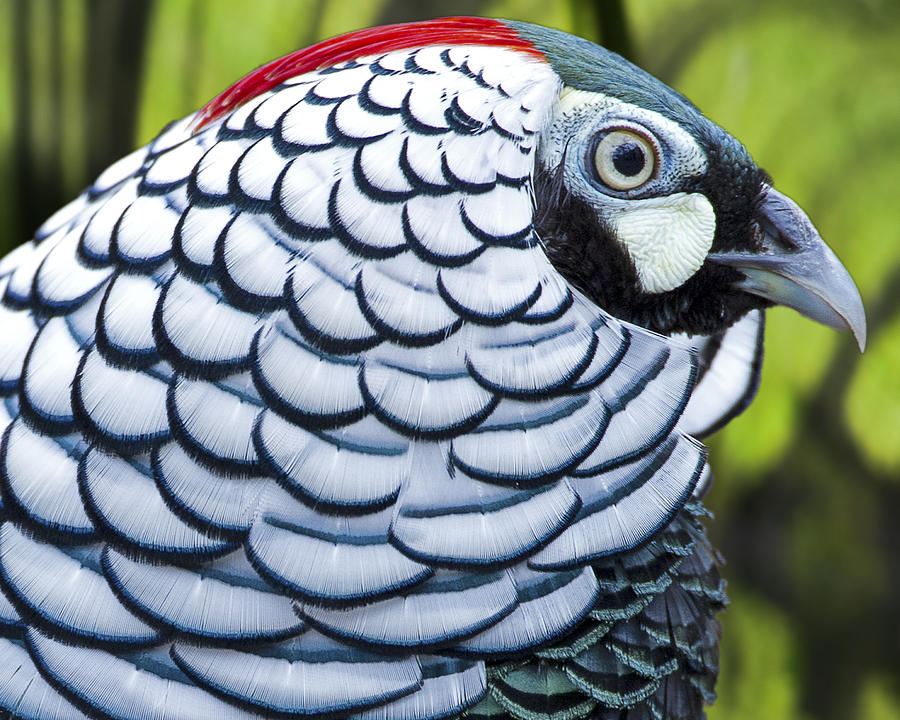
[0,16,864,720]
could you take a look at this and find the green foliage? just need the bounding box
[847,310,900,473]
[857,676,900,720]
[0,4,15,251]
[708,587,804,720]
[667,4,900,483]
[653,5,900,717]
[137,0,395,146]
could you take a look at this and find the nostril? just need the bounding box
[755,186,817,251]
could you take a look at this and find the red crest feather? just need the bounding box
[193,17,544,132]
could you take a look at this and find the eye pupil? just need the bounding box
[592,128,657,191]
[612,142,646,177]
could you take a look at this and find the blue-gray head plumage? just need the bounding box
[507,20,862,344]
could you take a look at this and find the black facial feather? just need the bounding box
[690,129,773,254]
[511,21,777,336]
[535,139,772,337]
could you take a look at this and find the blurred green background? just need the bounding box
[1,1,898,717]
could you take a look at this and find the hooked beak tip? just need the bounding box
[709,186,866,352]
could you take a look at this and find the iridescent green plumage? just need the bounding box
[471,502,725,720]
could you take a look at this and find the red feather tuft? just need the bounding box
[192,17,544,132]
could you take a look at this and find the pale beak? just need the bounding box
[708,186,866,351]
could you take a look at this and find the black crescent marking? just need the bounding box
[574,354,699,476]
[271,102,336,157]
[326,100,392,149]
[354,270,462,349]
[283,272,382,357]
[249,329,367,432]
[359,74,402,116]
[519,287,575,325]
[359,368,500,443]
[211,220,285,315]
[440,153,496,195]
[404,53,436,76]
[71,352,170,456]
[271,162,334,242]
[458,59,496,91]
[402,205,486,269]
[76,451,238,562]
[94,274,160,371]
[398,137,453,197]
[165,376,261,476]
[436,270,541,327]
[304,84,346,106]
[444,96,487,136]
[0,425,95,546]
[151,274,254,382]
[149,444,251,542]
[692,313,765,438]
[250,418,402,519]
[171,205,219,283]
[329,181,408,260]
[16,328,77,437]
[460,204,534,248]
[352,146,417,204]
[400,89,447,136]
[466,332,600,400]
[226,140,276,214]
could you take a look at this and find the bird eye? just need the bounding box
[593,129,656,191]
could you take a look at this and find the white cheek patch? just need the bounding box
[608,193,716,294]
